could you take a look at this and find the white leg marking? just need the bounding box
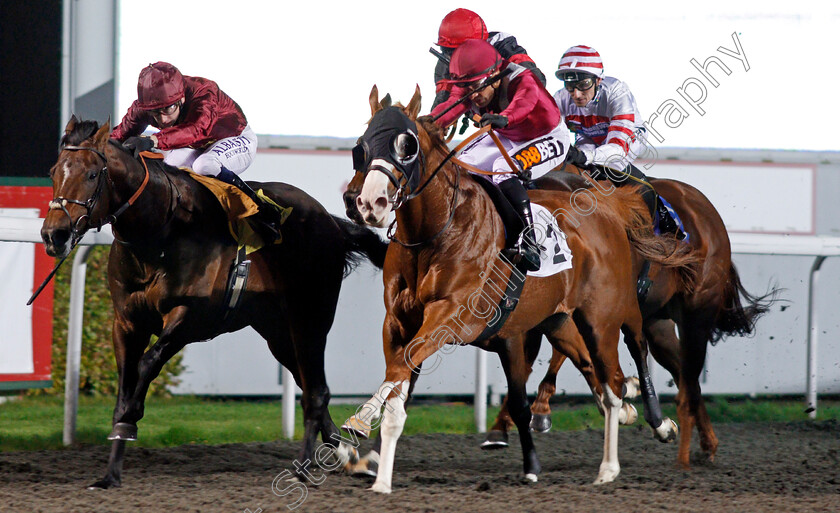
[371,381,409,494]
[623,376,641,399]
[590,385,606,416]
[594,387,621,485]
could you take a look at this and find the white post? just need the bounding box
[806,256,826,420]
[474,348,487,433]
[63,246,94,446]
[282,366,295,439]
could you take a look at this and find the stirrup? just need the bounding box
[505,244,541,272]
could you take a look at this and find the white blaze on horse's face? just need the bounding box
[356,158,396,228]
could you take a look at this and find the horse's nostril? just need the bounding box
[374,197,389,211]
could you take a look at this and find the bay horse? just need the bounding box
[486,170,776,468]
[341,86,698,492]
[40,116,387,488]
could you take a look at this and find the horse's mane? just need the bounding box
[416,115,450,158]
[61,119,100,147]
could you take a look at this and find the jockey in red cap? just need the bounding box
[429,39,571,272]
[111,62,279,241]
[432,8,546,109]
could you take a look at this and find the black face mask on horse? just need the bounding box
[353,106,422,207]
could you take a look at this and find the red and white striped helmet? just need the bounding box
[555,45,604,81]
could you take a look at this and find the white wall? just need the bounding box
[170,147,840,398]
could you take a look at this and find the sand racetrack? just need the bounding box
[1,420,838,512]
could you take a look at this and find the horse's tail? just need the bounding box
[711,263,779,343]
[610,187,701,293]
[332,215,388,275]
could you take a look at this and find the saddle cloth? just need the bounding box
[528,203,574,277]
[185,170,292,253]
[654,195,690,243]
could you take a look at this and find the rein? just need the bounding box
[385,122,518,248]
[28,147,154,305]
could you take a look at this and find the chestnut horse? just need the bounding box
[40,117,387,488]
[341,87,698,492]
[486,170,776,468]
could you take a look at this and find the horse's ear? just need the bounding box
[64,115,78,135]
[380,94,392,109]
[369,85,381,116]
[405,85,421,121]
[93,119,111,150]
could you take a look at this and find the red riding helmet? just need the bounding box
[437,8,488,48]
[445,39,503,85]
[137,62,185,110]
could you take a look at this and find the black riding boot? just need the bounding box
[499,178,542,272]
[215,167,281,244]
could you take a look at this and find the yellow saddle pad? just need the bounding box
[184,169,292,254]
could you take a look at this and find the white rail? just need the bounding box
[1,217,295,444]
[3,218,839,438]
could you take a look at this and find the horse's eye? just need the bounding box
[88,171,98,180]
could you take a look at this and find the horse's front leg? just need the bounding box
[90,307,189,489]
[344,306,463,494]
[88,314,150,489]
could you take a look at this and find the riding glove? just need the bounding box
[123,136,155,158]
[566,146,591,168]
[479,113,509,129]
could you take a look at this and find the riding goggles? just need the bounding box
[148,100,182,116]
[563,77,597,92]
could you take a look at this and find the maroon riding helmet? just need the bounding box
[444,39,503,85]
[437,8,489,48]
[137,62,185,110]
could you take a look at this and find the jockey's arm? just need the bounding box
[111,101,151,142]
[499,73,540,127]
[429,85,472,129]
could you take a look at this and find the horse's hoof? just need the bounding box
[653,417,678,443]
[346,451,378,479]
[623,376,641,400]
[619,403,638,425]
[529,413,552,433]
[341,416,371,440]
[107,422,137,441]
[370,481,391,494]
[480,430,509,450]
[334,443,359,466]
[523,473,538,483]
[593,463,620,485]
[87,477,120,490]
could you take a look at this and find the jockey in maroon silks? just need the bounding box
[432,8,546,109]
[111,61,279,239]
[430,39,570,272]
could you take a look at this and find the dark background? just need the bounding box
[0,1,63,178]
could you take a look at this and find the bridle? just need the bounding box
[382,124,499,248]
[50,145,113,249]
[30,144,154,305]
[384,135,462,248]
